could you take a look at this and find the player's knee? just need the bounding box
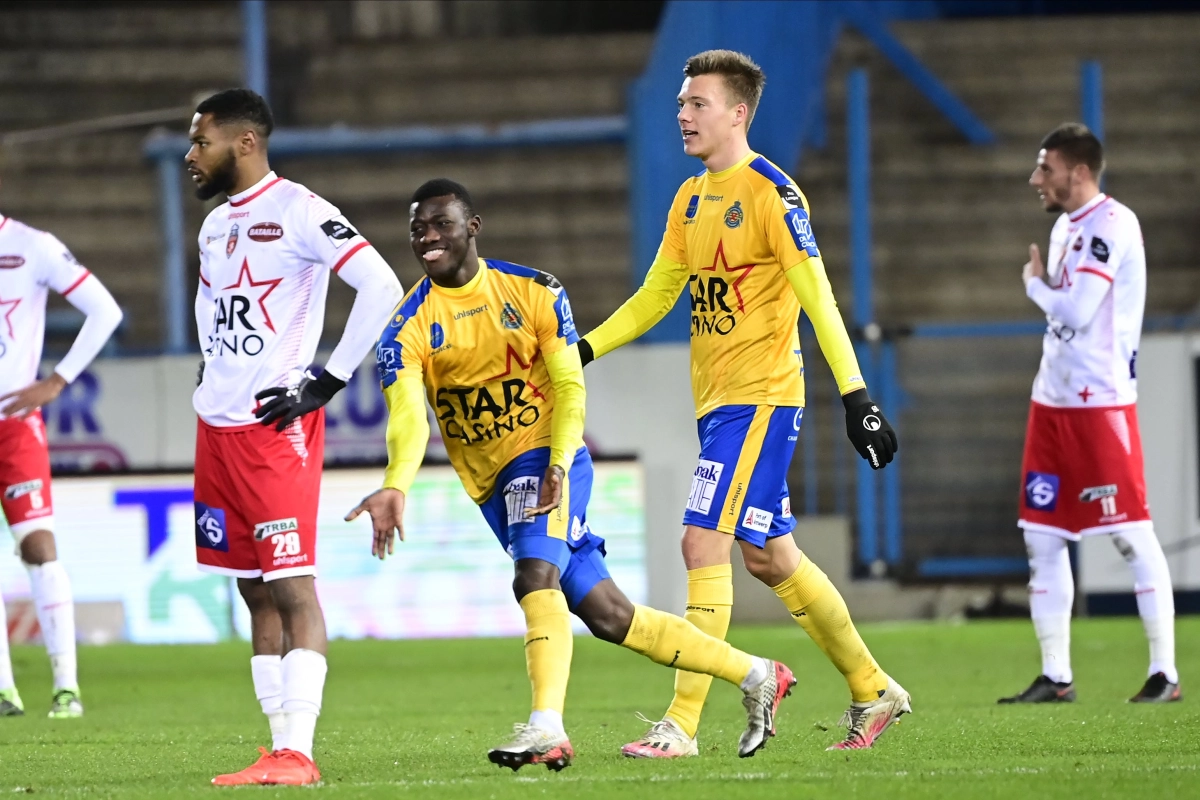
[512,558,561,601]
[266,575,319,616]
[238,577,275,614]
[18,529,56,565]
[574,580,633,643]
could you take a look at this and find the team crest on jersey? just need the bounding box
[1072,236,1083,251]
[0,256,24,269]
[226,224,239,257]
[685,195,700,219]
[723,201,744,228]
[500,302,523,330]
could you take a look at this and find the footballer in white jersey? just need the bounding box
[186,89,402,786]
[0,207,123,719]
[1001,123,1179,707]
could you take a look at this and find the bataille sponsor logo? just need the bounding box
[248,222,284,242]
[0,255,25,269]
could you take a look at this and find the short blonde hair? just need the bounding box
[684,50,766,127]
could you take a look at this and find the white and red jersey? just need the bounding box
[0,215,92,401]
[194,171,396,427]
[1029,193,1146,408]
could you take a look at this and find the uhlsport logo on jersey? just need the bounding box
[253,517,298,541]
[723,201,744,228]
[742,506,774,534]
[194,502,229,551]
[687,459,724,515]
[1024,471,1060,512]
[500,302,523,330]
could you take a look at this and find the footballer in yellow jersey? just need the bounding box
[579,51,909,756]
[347,179,798,771]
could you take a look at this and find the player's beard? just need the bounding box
[194,148,238,201]
[1043,178,1072,214]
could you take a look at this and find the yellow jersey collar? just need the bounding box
[704,151,758,184]
[430,257,489,297]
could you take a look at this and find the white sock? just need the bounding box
[1024,531,1074,684]
[27,561,78,690]
[251,654,287,750]
[280,649,327,760]
[739,656,770,692]
[1112,528,1178,684]
[0,599,14,691]
[528,708,564,735]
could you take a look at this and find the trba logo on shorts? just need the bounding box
[254,517,299,541]
[1024,472,1060,512]
[687,460,724,515]
[4,478,43,500]
[504,476,540,526]
[742,506,774,534]
[194,502,229,552]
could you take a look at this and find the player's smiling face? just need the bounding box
[677,75,741,160]
[186,113,239,201]
[1030,148,1074,214]
[409,195,481,286]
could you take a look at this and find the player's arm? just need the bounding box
[579,182,693,366]
[527,280,586,516]
[1023,239,1116,330]
[345,323,429,559]
[578,248,689,365]
[195,247,215,386]
[0,237,122,417]
[256,206,404,430]
[766,186,897,468]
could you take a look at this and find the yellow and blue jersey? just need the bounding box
[375,258,579,503]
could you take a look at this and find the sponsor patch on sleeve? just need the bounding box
[320,217,360,249]
[1089,236,1110,263]
[375,339,404,387]
[776,184,803,210]
[784,208,820,258]
[554,291,579,343]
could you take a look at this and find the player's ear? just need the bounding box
[238,128,259,155]
[467,215,482,237]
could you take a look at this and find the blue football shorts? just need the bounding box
[479,445,610,609]
[681,404,801,548]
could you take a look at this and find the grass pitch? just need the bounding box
[0,618,1197,798]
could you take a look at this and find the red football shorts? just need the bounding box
[1017,401,1151,540]
[0,411,54,540]
[193,410,324,581]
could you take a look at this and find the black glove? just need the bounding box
[197,359,205,387]
[577,338,594,367]
[254,369,345,431]
[842,388,897,469]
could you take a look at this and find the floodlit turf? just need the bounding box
[0,618,1197,798]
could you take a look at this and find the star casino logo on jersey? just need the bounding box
[723,201,744,228]
[435,377,543,446]
[204,260,281,359]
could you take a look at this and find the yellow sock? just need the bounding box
[620,604,752,696]
[772,554,887,702]
[519,589,573,716]
[662,564,733,737]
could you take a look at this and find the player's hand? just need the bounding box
[345,488,406,560]
[254,368,346,431]
[577,339,595,368]
[842,389,898,470]
[525,465,565,518]
[0,373,67,418]
[196,359,205,387]
[1022,243,1045,287]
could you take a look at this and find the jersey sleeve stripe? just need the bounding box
[0,217,8,233]
[331,241,370,274]
[485,259,540,280]
[199,271,211,287]
[747,156,790,186]
[61,270,92,296]
[1076,266,1114,283]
